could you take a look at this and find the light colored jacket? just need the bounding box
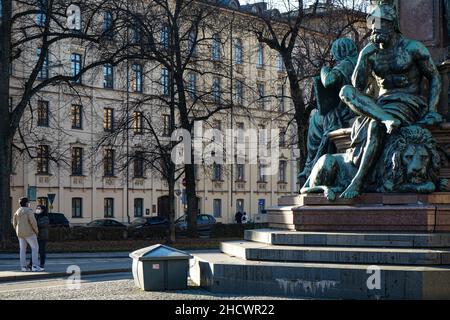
[12,207,39,238]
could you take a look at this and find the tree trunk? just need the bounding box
[166,176,176,244]
[0,0,13,248]
[184,162,198,238]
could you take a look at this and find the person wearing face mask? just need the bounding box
[28,205,50,270]
[12,198,43,272]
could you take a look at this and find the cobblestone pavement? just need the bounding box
[0,273,295,300]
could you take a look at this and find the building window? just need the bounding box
[257,83,266,109]
[213,163,222,181]
[103,11,114,39]
[161,68,169,96]
[104,198,114,218]
[131,18,142,44]
[257,43,264,68]
[36,0,47,26]
[188,29,197,56]
[72,198,82,218]
[236,199,244,213]
[103,64,114,89]
[134,111,143,134]
[277,85,285,112]
[70,53,82,84]
[162,114,171,136]
[37,100,49,127]
[131,63,143,92]
[37,145,49,174]
[234,80,244,105]
[134,198,144,217]
[279,160,287,183]
[258,163,266,182]
[212,34,221,61]
[213,199,222,218]
[212,77,221,103]
[103,108,114,132]
[279,129,286,147]
[133,151,144,178]
[71,105,83,129]
[277,52,285,72]
[104,149,115,176]
[236,164,245,181]
[234,39,243,65]
[187,72,197,99]
[71,147,83,175]
[161,24,169,49]
[37,48,49,80]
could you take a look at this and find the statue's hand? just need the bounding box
[418,111,444,126]
[360,43,378,57]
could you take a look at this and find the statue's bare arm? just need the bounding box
[321,66,343,88]
[414,42,441,114]
[352,43,378,91]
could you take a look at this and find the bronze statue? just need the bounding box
[301,2,444,200]
[299,38,358,181]
[337,3,442,199]
[301,126,444,200]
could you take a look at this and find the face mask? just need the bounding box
[36,209,43,214]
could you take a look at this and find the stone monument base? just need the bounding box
[190,229,450,299]
[268,193,450,232]
[190,193,450,299]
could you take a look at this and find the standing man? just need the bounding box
[235,211,243,224]
[12,198,43,272]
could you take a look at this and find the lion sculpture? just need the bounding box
[301,125,445,201]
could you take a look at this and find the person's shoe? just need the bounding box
[21,267,30,272]
[31,265,44,272]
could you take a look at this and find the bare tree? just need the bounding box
[0,0,135,246]
[247,0,368,180]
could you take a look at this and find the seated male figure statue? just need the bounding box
[338,3,442,199]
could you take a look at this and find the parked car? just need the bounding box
[129,216,169,228]
[48,213,70,228]
[175,214,216,235]
[128,216,169,238]
[76,219,128,240]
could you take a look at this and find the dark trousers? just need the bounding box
[28,239,47,267]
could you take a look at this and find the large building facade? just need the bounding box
[9,0,300,224]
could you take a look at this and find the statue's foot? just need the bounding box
[382,118,401,134]
[325,189,336,201]
[340,183,361,199]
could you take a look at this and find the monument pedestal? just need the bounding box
[190,193,450,299]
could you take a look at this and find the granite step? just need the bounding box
[245,229,450,248]
[221,240,450,265]
[190,251,450,299]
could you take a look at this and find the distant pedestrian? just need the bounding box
[12,198,43,272]
[28,205,49,270]
[242,212,248,224]
[235,211,243,224]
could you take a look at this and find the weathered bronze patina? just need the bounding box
[299,38,358,181]
[301,2,445,200]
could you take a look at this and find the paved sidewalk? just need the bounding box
[0,250,215,283]
[0,252,133,282]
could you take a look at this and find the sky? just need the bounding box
[243,0,367,13]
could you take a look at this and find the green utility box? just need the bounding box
[130,244,193,291]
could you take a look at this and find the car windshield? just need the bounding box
[130,218,145,225]
[87,220,103,226]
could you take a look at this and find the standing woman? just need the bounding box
[34,205,50,270]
